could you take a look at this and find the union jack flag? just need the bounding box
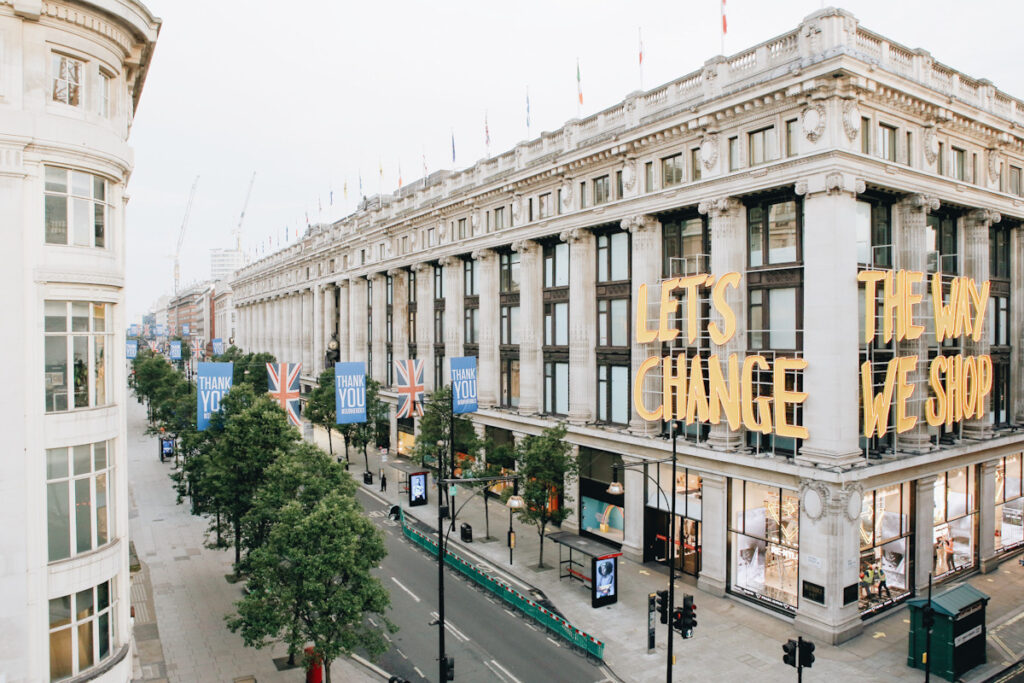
[395,359,425,419]
[147,340,159,353]
[191,337,204,358]
[267,362,302,426]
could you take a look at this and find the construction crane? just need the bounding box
[234,171,256,253]
[173,175,200,294]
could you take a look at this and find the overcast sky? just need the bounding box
[125,0,1024,320]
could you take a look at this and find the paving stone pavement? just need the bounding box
[314,425,1024,683]
[126,396,376,683]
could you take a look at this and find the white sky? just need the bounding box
[125,0,1024,320]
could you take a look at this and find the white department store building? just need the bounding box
[232,8,1024,643]
[0,0,159,680]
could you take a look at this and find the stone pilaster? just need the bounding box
[440,255,464,377]
[303,288,313,373]
[350,278,368,365]
[512,239,542,414]
[696,473,727,596]
[370,273,387,382]
[562,445,580,534]
[276,295,286,362]
[311,284,322,376]
[473,249,500,408]
[795,175,864,466]
[913,475,938,594]
[620,464,644,562]
[1014,228,1024,423]
[322,284,336,372]
[389,269,409,369]
[413,263,435,390]
[793,481,863,644]
[979,459,999,572]
[623,214,662,435]
[336,280,350,363]
[291,292,302,365]
[699,196,746,451]
[962,209,999,439]
[563,228,596,424]
[895,194,941,453]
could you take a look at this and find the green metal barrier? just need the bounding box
[399,509,605,661]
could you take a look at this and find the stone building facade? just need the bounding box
[232,9,1024,643]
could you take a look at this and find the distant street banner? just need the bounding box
[129,324,140,337]
[268,362,302,426]
[169,323,177,336]
[156,324,165,337]
[126,339,137,359]
[143,324,150,337]
[182,323,190,336]
[450,356,478,414]
[212,338,225,356]
[395,359,425,419]
[191,337,204,357]
[170,340,182,360]
[197,362,233,431]
[335,362,366,424]
[147,340,159,353]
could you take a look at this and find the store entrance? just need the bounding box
[644,507,700,576]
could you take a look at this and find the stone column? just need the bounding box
[913,475,938,594]
[1013,228,1024,423]
[275,296,285,361]
[311,284,322,376]
[699,197,746,451]
[963,209,1000,439]
[322,284,336,373]
[370,274,387,381]
[620,464,644,562]
[350,278,368,365]
[793,482,863,644]
[696,473,727,596]
[303,288,314,373]
[623,214,662,435]
[561,446,580,535]
[473,249,500,408]
[292,292,303,365]
[389,403,399,456]
[414,263,435,390]
[896,195,941,453]
[390,269,409,369]
[979,459,999,572]
[440,255,464,376]
[512,240,542,414]
[564,228,596,424]
[796,176,864,466]
[337,280,350,363]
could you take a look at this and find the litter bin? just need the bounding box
[460,522,473,543]
[363,471,373,485]
[907,583,990,681]
[304,646,322,683]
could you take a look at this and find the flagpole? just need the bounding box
[721,0,726,55]
[576,58,582,118]
[638,27,644,91]
[526,86,531,138]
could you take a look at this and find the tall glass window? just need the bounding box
[45,167,108,247]
[748,127,777,166]
[596,364,629,424]
[543,242,569,288]
[730,480,800,611]
[544,361,569,415]
[47,441,112,562]
[501,359,520,408]
[859,482,912,615]
[500,252,520,293]
[661,154,684,187]
[49,580,114,680]
[45,301,112,413]
[995,453,1023,554]
[51,54,82,106]
[596,232,629,282]
[933,466,977,579]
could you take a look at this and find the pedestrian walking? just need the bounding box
[860,565,874,600]
[380,472,387,492]
[876,565,891,599]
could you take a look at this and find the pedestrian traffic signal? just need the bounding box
[444,655,455,681]
[799,639,815,668]
[671,607,684,632]
[681,594,697,633]
[656,589,669,624]
[782,638,798,668]
[922,605,935,629]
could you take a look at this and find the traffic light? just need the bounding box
[782,638,798,668]
[681,594,697,634]
[922,605,935,629]
[799,639,815,668]
[656,590,669,624]
[671,607,684,632]
[444,655,455,681]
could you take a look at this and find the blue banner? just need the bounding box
[212,338,225,356]
[126,339,137,359]
[155,324,165,337]
[450,356,478,414]
[170,340,182,360]
[128,324,140,337]
[197,362,233,431]
[335,362,366,424]
[182,323,190,336]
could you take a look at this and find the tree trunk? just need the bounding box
[233,519,241,576]
[363,444,369,473]
[216,510,222,544]
[483,492,491,539]
[537,522,547,568]
[344,439,350,464]
[325,660,331,683]
[326,427,333,455]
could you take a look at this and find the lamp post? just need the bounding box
[607,420,680,683]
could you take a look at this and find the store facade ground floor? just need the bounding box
[381,398,1024,644]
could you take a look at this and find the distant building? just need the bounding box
[213,280,235,345]
[0,0,159,681]
[168,282,212,344]
[210,247,244,282]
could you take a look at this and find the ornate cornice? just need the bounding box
[966,208,1001,225]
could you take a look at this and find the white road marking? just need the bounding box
[429,612,469,642]
[368,618,377,627]
[487,659,523,683]
[546,636,561,647]
[504,608,516,617]
[396,648,407,659]
[391,577,421,603]
[414,666,425,678]
[383,632,392,642]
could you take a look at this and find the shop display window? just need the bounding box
[995,453,1023,553]
[933,466,977,579]
[858,482,912,615]
[729,480,799,612]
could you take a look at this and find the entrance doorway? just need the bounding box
[644,507,701,576]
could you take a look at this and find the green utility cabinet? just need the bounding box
[907,584,990,681]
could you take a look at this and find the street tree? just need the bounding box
[346,377,387,473]
[508,424,577,569]
[228,491,393,683]
[412,386,484,508]
[306,368,337,456]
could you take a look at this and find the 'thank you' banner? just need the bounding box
[212,338,225,356]
[126,339,137,359]
[335,362,366,424]
[450,356,478,414]
[197,362,233,431]
[170,340,182,360]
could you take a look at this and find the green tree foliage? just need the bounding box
[346,378,388,473]
[306,368,337,456]
[412,386,484,511]
[508,424,577,568]
[464,451,504,540]
[228,491,393,683]
[220,347,278,392]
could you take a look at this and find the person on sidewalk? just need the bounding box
[380,472,387,492]
[876,564,891,599]
[860,565,874,600]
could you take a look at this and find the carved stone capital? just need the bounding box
[470,248,497,262]
[620,214,659,234]
[511,239,539,254]
[697,196,742,217]
[901,193,941,214]
[411,262,433,273]
[368,272,385,282]
[559,227,589,243]
[436,255,456,268]
[966,208,1001,226]
[386,268,406,278]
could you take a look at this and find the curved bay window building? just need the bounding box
[232,8,1024,644]
[0,1,160,680]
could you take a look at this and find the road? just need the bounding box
[358,489,609,683]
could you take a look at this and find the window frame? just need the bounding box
[748,126,778,167]
[49,580,115,680]
[746,196,802,269]
[44,166,110,249]
[51,53,84,107]
[661,153,684,187]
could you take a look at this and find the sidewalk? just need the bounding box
[316,426,1024,683]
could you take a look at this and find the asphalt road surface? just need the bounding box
[357,489,610,683]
